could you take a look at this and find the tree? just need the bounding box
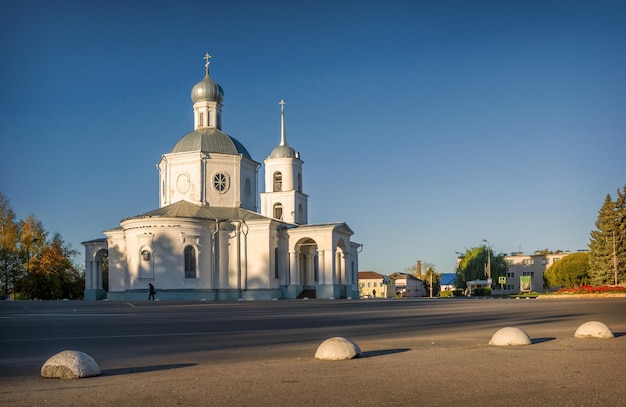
[615,187,626,283]
[589,187,626,285]
[544,252,590,289]
[30,232,83,300]
[18,214,46,299]
[0,192,21,298]
[423,266,441,297]
[455,245,508,291]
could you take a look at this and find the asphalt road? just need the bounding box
[1,297,625,406]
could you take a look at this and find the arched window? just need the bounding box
[297,173,302,193]
[184,246,196,278]
[273,203,283,220]
[199,112,204,127]
[273,172,282,192]
[298,203,304,224]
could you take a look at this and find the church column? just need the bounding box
[200,157,207,204]
[87,261,94,290]
[343,252,351,284]
[219,230,229,289]
[335,251,343,285]
[317,250,324,284]
[321,249,334,284]
[96,261,102,290]
[289,250,298,285]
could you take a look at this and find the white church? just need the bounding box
[83,54,361,301]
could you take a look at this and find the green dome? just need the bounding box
[269,145,298,159]
[170,128,251,159]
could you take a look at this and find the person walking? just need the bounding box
[148,283,156,301]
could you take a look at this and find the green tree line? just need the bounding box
[0,191,84,300]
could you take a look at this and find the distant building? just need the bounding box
[388,272,426,297]
[439,273,457,293]
[501,250,582,293]
[358,271,394,298]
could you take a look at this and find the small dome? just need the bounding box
[269,145,298,159]
[170,128,251,159]
[191,73,224,104]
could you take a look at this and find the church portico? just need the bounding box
[84,54,360,301]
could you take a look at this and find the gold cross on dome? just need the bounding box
[204,53,212,73]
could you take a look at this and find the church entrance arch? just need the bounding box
[295,238,318,293]
[95,249,109,292]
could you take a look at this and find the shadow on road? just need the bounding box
[360,348,410,358]
[531,337,556,344]
[101,363,196,376]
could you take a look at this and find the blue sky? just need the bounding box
[1,0,625,274]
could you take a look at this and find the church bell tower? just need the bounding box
[261,100,308,224]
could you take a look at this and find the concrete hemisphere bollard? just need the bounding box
[489,327,532,346]
[574,321,615,339]
[41,350,101,379]
[315,337,362,360]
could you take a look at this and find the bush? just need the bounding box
[473,287,492,296]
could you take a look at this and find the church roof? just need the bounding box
[169,128,252,159]
[389,272,420,281]
[127,200,269,222]
[358,271,386,280]
[269,144,298,159]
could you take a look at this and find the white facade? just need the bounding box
[388,272,426,297]
[83,57,360,301]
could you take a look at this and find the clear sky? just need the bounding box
[1,0,625,275]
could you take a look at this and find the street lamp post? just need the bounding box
[26,238,38,300]
[482,239,491,288]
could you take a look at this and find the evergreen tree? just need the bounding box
[589,188,626,285]
[614,186,626,283]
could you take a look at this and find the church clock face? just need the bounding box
[213,172,229,192]
[176,173,190,194]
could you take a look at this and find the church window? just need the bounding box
[273,172,282,192]
[274,247,279,278]
[213,172,229,192]
[245,178,251,197]
[184,246,196,278]
[297,173,302,193]
[298,204,304,224]
[199,112,204,127]
[273,203,283,220]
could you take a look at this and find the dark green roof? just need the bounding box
[170,128,251,159]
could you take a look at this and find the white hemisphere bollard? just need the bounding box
[489,327,532,346]
[41,350,101,379]
[315,337,362,360]
[574,321,614,339]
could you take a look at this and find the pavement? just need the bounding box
[1,297,625,406]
